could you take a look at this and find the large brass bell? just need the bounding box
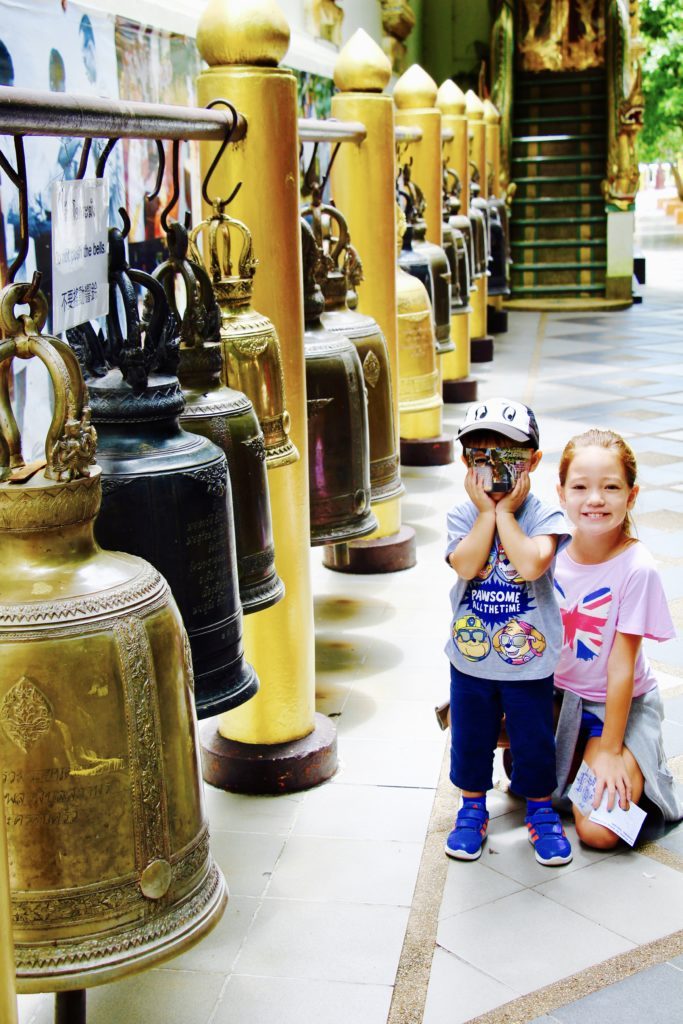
[487,195,511,299]
[0,284,226,991]
[399,165,454,356]
[395,203,442,438]
[153,222,284,615]
[301,217,377,545]
[188,210,298,470]
[67,224,257,719]
[303,200,403,506]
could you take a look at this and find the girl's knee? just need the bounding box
[575,814,620,850]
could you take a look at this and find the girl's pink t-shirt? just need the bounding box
[554,541,675,701]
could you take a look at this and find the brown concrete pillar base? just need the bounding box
[400,434,454,466]
[201,713,338,795]
[322,524,417,574]
[471,335,494,363]
[487,306,508,334]
[443,376,478,404]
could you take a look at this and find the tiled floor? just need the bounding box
[15,188,683,1022]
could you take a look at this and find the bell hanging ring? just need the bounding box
[0,283,226,991]
[67,225,258,718]
[189,210,298,470]
[154,221,284,616]
[303,200,403,506]
[300,217,377,545]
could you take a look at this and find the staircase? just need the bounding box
[510,70,607,301]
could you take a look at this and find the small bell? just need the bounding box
[154,222,284,616]
[301,217,377,545]
[487,196,511,298]
[0,283,226,990]
[189,211,298,470]
[304,199,403,506]
[469,181,490,280]
[67,224,258,719]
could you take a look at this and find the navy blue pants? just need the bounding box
[449,664,557,799]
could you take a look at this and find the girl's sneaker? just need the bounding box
[445,802,489,860]
[525,806,573,866]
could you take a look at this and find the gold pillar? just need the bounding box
[484,97,505,326]
[466,88,493,359]
[394,64,442,248]
[196,0,336,790]
[0,777,17,1024]
[322,29,415,571]
[438,78,474,397]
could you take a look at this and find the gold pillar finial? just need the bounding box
[483,98,501,124]
[465,89,485,119]
[436,79,467,116]
[393,63,438,110]
[196,0,290,67]
[334,27,392,92]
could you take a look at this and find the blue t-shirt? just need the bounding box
[444,494,570,680]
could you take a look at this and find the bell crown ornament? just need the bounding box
[189,210,298,470]
[0,283,226,991]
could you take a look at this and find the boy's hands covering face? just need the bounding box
[495,471,530,515]
[464,466,497,513]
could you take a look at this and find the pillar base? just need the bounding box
[322,524,417,574]
[400,434,454,466]
[487,306,508,334]
[471,335,494,363]
[443,376,478,404]
[200,713,337,795]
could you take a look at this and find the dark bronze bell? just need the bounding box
[0,283,226,991]
[301,217,377,545]
[470,182,490,280]
[188,211,299,470]
[153,222,284,616]
[487,196,511,298]
[303,200,403,506]
[442,170,472,312]
[66,223,258,719]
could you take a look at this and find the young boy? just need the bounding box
[445,398,572,866]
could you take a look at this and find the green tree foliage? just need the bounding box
[639,0,683,161]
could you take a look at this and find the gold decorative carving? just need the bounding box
[518,0,606,72]
[304,0,344,47]
[0,677,53,753]
[380,0,416,74]
[363,349,382,388]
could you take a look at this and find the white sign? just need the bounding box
[51,178,109,332]
[568,760,647,847]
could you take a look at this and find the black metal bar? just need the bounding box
[55,990,86,1024]
[0,86,247,142]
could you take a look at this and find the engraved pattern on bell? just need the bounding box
[0,678,54,754]
[363,349,382,388]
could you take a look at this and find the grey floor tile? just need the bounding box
[208,830,286,898]
[440,859,524,918]
[292,781,435,842]
[547,962,683,1023]
[213,976,393,1024]
[535,851,683,944]
[203,785,304,835]
[233,898,410,984]
[422,946,519,1024]
[437,888,633,993]
[159,895,258,974]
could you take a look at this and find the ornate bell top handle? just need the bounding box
[188,212,258,287]
[154,222,221,350]
[0,284,97,483]
[300,202,350,275]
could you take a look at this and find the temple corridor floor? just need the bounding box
[17,188,683,1023]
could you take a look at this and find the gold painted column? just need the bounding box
[0,778,17,1024]
[196,0,336,793]
[484,97,509,335]
[323,28,416,573]
[466,88,494,364]
[438,79,477,404]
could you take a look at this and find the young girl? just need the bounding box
[554,428,682,849]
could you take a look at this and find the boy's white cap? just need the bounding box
[458,398,540,447]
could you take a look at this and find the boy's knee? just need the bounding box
[575,815,620,850]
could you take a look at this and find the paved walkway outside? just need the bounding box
[16,187,683,1023]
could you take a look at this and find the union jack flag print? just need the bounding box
[555,582,612,662]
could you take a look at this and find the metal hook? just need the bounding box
[75,138,93,180]
[201,99,242,212]
[96,137,119,179]
[0,136,30,284]
[319,142,341,199]
[302,141,320,198]
[160,139,181,233]
[146,140,166,203]
[118,207,131,239]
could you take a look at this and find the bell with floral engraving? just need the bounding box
[66,224,257,719]
[0,283,226,992]
[301,217,377,545]
[154,222,284,616]
[189,210,298,470]
[303,200,403,506]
